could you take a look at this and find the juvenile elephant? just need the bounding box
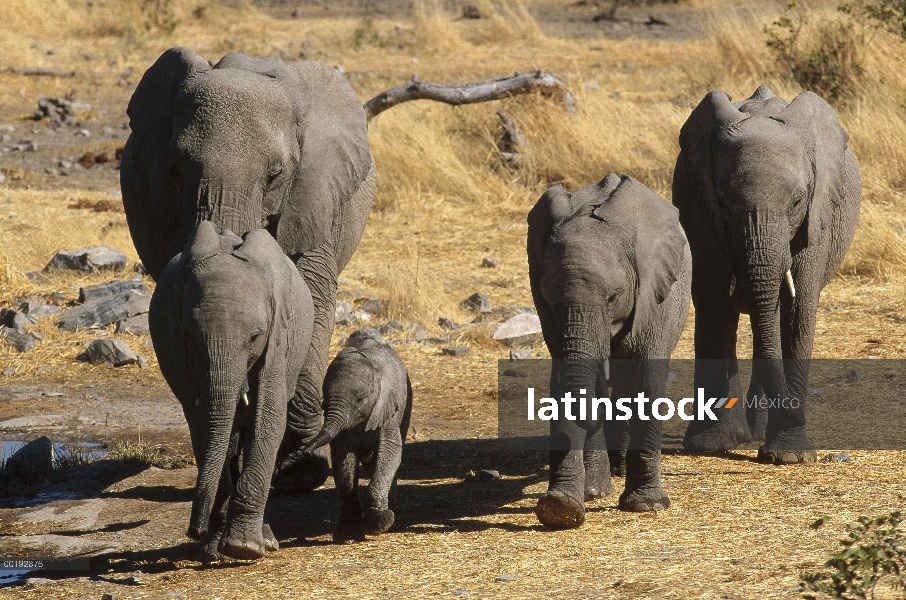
[674,86,861,462]
[122,47,376,490]
[527,173,691,529]
[149,221,314,561]
[302,330,413,543]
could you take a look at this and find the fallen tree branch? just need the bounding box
[0,66,78,77]
[364,71,577,121]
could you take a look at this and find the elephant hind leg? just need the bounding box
[618,451,670,512]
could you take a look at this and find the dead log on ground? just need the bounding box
[364,71,576,121]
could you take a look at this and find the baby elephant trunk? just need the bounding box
[301,398,350,455]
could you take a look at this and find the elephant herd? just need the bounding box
[121,47,861,559]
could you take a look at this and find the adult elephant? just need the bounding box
[527,173,691,529]
[121,47,376,490]
[674,85,861,463]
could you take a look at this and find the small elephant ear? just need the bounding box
[213,52,282,73]
[182,221,223,264]
[272,61,373,256]
[232,229,286,267]
[365,352,404,431]
[775,91,849,247]
[678,90,747,181]
[595,177,687,338]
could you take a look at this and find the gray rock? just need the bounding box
[429,335,451,344]
[378,320,404,334]
[408,323,429,340]
[44,245,127,274]
[820,452,851,463]
[335,300,353,326]
[346,328,389,347]
[4,436,54,487]
[362,299,388,317]
[136,354,149,369]
[24,270,54,284]
[477,469,501,480]
[481,257,500,268]
[133,262,148,276]
[495,574,515,582]
[666,372,677,384]
[492,312,542,347]
[57,291,150,331]
[101,593,117,600]
[438,317,460,330]
[2,366,15,376]
[352,309,371,323]
[844,370,864,382]
[115,313,149,335]
[442,346,470,357]
[1,326,36,352]
[509,349,531,361]
[0,307,38,330]
[503,369,527,378]
[78,279,149,302]
[17,299,61,317]
[30,331,44,341]
[78,338,139,367]
[461,293,491,313]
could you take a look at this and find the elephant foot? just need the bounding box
[619,451,670,512]
[199,532,224,564]
[262,523,279,552]
[682,426,736,452]
[535,490,585,530]
[757,427,816,464]
[219,525,267,561]
[608,449,627,477]
[273,446,331,493]
[364,507,395,535]
[583,449,613,501]
[747,407,768,442]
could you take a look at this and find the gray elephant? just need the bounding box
[674,86,861,463]
[149,221,314,561]
[302,330,412,543]
[121,47,376,491]
[527,173,691,529]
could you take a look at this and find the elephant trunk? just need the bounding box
[183,180,264,243]
[188,340,244,539]
[560,305,610,431]
[301,397,350,455]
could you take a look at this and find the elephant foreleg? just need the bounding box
[363,427,402,535]
[582,425,612,501]
[535,419,587,530]
[331,437,365,544]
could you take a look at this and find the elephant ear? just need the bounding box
[593,177,687,338]
[366,351,405,431]
[774,91,849,247]
[213,52,282,73]
[272,61,373,256]
[678,90,747,190]
[149,254,193,405]
[122,47,210,280]
[182,220,225,266]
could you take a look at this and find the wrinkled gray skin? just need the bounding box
[149,221,314,562]
[122,47,376,492]
[302,331,412,543]
[527,174,692,529]
[674,86,861,463]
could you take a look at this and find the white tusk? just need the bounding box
[784,269,796,298]
[729,275,737,296]
[603,358,610,381]
[242,393,249,406]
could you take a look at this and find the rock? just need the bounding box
[820,452,851,463]
[442,346,470,357]
[503,369,527,378]
[378,320,404,334]
[78,279,149,302]
[115,313,150,335]
[17,299,61,317]
[30,331,44,341]
[1,326,36,352]
[438,317,460,330]
[45,245,127,274]
[429,335,451,344]
[346,327,389,347]
[2,366,16,376]
[24,270,54,283]
[58,290,150,331]
[408,323,429,340]
[134,262,148,275]
[461,3,481,18]
[335,300,353,326]
[481,257,500,268]
[34,96,77,126]
[844,370,864,382]
[807,388,822,397]
[492,312,543,346]
[509,349,531,361]
[4,436,54,487]
[136,354,149,369]
[362,299,388,317]
[584,80,600,92]
[477,469,500,480]
[461,293,491,313]
[78,338,140,367]
[0,307,38,330]
[666,372,677,384]
[352,309,372,323]
[102,593,117,600]
[495,574,515,582]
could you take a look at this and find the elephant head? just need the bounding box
[676,86,849,403]
[122,47,373,281]
[150,221,314,541]
[527,174,688,421]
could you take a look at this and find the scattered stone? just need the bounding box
[472,469,500,480]
[362,299,388,317]
[438,317,460,330]
[442,346,470,357]
[335,300,353,326]
[101,593,117,600]
[45,245,127,274]
[645,14,670,26]
[2,366,15,376]
[0,307,38,330]
[58,159,72,169]
[77,128,91,137]
[30,331,44,341]
[461,3,482,18]
[78,279,149,302]
[509,349,531,361]
[134,262,148,276]
[78,338,140,367]
[115,313,150,335]
[34,96,78,126]
[378,320,404,334]
[461,292,491,313]
[666,372,677,384]
[11,139,37,152]
[352,309,372,323]
[820,452,851,463]
[844,370,865,382]
[17,299,61,317]
[807,388,822,397]
[346,327,389,347]
[24,270,54,284]
[1,326,36,352]
[429,335,451,344]
[503,369,527,378]
[136,354,149,369]
[481,257,500,268]
[492,312,543,346]
[495,574,515,582]
[584,80,601,92]
[4,436,54,487]
[58,290,150,331]
[408,322,429,340]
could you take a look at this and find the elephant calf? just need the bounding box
[149,221,314,561]
[303,330,413,543]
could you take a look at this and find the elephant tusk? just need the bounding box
[784,270,796,299]
[602,358,610,381]
[242,393,249,406]
[729,275,737,296]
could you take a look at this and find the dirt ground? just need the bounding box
[1,0,906,597]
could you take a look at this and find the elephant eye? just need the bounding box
[266,164,284,186]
